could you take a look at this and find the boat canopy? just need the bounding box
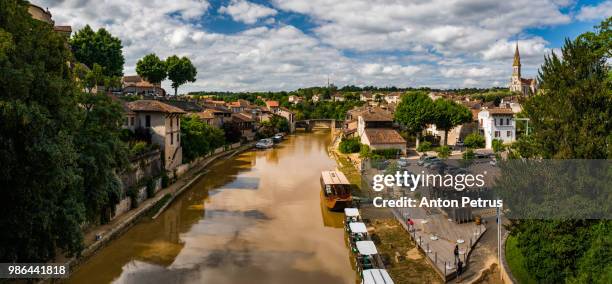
[356,241,378,255]
[362,269,394,284]
[349,222,368,234]
[321,170,350,185]
[344,208,360,217]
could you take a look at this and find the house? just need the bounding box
[332,93,345,102]
[288,95,302,104]
[277,107,296,133]
[312,94,321,103]
[28,4,72,37]
[202,105,232,128]
[195,109,216,126]
[478,108,516,149]
[232,112,256,141]
[127,100,185,170]
[122,75,165,97]
[228,99,250,113]
[265,100,280,113]
[356,107,406,154]
[385,93,401,104]
[360,92,374,102]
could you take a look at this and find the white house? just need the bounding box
[384,93,401,104]
[478,108,516,149]
[127,100,185,171]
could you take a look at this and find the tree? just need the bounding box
[394,91,435,147]
[70,25,125,77]
[222,122,242,143]
[181,115,225,161]
[492,139,505,153]
[431,99,472,145]
[436,146,451,158]
[463,133,485,149]
[1,1,84,261]
[136,53,167,96]
[166,55,197,96]
[503,18,612,283]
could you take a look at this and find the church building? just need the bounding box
[509,43,537,96]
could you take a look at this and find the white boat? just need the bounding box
[356,241,378,256]
[349,222,368,235]
[255,138,274,149]
[361,269,394,284]
[344,207,361,224]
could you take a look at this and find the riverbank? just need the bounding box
[61,143,254,278]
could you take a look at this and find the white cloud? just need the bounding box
[576,0,612,21]
[34,0,576,91]
[219,0,277,24]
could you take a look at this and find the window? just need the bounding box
[145,115,151,127]
[499,118,503,126]
[171,133,174,145]
[507,131,512,137]
[171,118,173,128]
[130,117,134,126]
[494,131,500,138]
[506,118,510,125]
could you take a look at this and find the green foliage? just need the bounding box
[520,21,611,159]
[436,145,451,158]
[290,100,364,120]
[505,235,537,284]
[416,141,432,152]
[222,122,242,143]
[161,173,170,188]
[166,55,197,96]
[394,91,435,145]
[0,2,122,261]
[145,179,156,199]
[372,149,401,159]
[181,115,225,162]
[431,99,472,145]
[470,90,513,106]
[462,148,475,160]
[464,133,485,149]
[136,53,167,87]
[339,138,361,154]
[70,25,124,77]
[492,139,505,153]
[359,144,371,158]
[129,141,149,156]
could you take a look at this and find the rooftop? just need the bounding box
[360,108,394,122]
[364,128,406,145]
[128,100,186,114]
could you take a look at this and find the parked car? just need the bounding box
[255,138,274,149]
[422,158,441,167]
[417,156,437,166]
[272,133,283,143]
[398,157,410,168]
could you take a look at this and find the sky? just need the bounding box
[36,0,611,93]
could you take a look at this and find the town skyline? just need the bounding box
[34,0,610,92]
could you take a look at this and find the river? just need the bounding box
[67,130,356,284]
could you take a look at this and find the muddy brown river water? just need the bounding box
[67,130,356,284]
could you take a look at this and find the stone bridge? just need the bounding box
[294,119,342,131]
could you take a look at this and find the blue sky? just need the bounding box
[38,0,610,92]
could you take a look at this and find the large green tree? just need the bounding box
[166,55,197,96]
[394,91,435,147]
[70,25,124,77]
[0,1,128,261]
[181,115,225,161]
[506,17,612,283]
[431,99,472,145]
[136,53,167,96]
[0,0,84,261]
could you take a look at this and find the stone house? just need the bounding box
[127,100,185,171]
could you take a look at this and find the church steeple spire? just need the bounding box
[513,42,521,67]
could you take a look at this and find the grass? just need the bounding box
[371,219,443,284]
[505,235,537,284]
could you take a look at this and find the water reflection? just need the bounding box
[67,130,354,284]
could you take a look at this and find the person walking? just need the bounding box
[454,244,459,263]
[456,259,464,282]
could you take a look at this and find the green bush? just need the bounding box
[146,179,156,198]
[129,141,149,156]
[464,133,485,149]
[339,138,361,153]
[436,146,451,158]
[359,144,371,158]
[372,149,400,159]
[462,148,475,160]
[416,141,432,152]
[161,173,169,188]
[492,139,505,153]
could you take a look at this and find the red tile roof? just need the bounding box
[485,108,514,115]
[265,101,279,108]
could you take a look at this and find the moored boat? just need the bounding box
[255,138,274,149]
[320,170,352,211]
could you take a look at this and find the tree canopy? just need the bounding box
[431,99,472,145]
[136,53,167,92]
[166,55,197,96]
[394,91,435,146]
[70,25,125,77]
